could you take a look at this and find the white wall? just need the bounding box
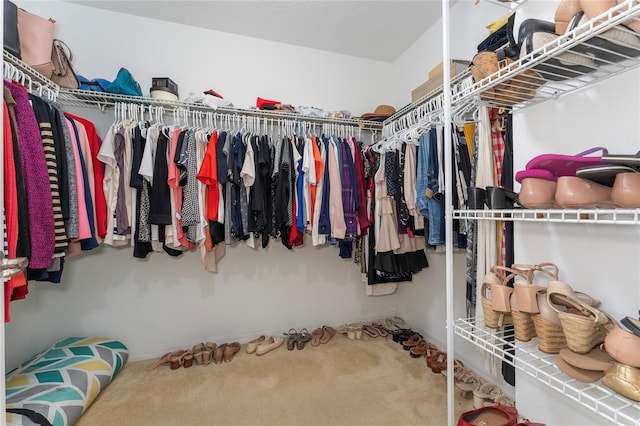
[4,1,403,370]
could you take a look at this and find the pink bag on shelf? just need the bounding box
[17,7,56,78]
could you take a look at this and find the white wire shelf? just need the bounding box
[3,50,383,132]
[454,317,640,426]
[382,0,640,135]
[55,88,385,131]
[452,0,640,110]
[453,208,640,225]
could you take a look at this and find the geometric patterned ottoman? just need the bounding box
[5,337,129,426]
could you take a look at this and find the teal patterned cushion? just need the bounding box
[6,337,128,426]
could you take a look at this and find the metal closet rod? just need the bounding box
[111,103,374,140]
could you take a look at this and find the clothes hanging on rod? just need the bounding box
[0,91,436,316]
[96,105,380,267]
[2,75,107,321]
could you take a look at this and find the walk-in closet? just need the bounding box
[3,1,640,425]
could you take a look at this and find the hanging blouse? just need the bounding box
[66,113,107,239]
[31,95,68,254]
[66,117,99,252]
[5,81,55,269]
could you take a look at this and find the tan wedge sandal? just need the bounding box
[510,262,559,342]
[192,343,205,365]
[482,265,529,329]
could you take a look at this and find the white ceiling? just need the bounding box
[67,1,445,62]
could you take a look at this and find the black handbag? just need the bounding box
[3,0,21,59]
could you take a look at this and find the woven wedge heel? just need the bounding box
[510,262,558,342]
[481,266,525,329]
[533,280,602,353]
[550,293,610,354]
[532,291,568,354]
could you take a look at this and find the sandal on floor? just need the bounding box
[169,350,188,370]
[409,340,431,358]
[223,342,241,362]
[362,324,379,338]
[192,343,205,365]
[297,329,312,350]
[182,350,194,368]
[371,323,388,337]
[213,344,228,364]
[347,324,362,340]
[147,352,173,371]
[402,333,422,350]
[456,368,483,399]
[320,326,336,344]
[311,328,323,346]
[203,342,215,365]
[392,329,414,343]
[285,329,299,350]
[473,383,502,409]
[383,316,408,331]
[246,336,265,354]
[430,352,448,374]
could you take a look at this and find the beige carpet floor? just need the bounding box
[77,334,473,426]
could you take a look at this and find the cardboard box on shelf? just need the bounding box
[428,60,468,79]
[411,59,469,103]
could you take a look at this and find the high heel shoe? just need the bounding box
[169,350,188,370]
[223,342,241,362]
[203,342,215,365]
[182,350,194,368]
[192,343,205,365]
[533,280,601,354]
[297,329,312,350]
[213,343,228,364]
[486,186,520,209]
[467,187,487,210]
[481,266,525,329]
[285,328,299,350]
[510,263,558,342]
